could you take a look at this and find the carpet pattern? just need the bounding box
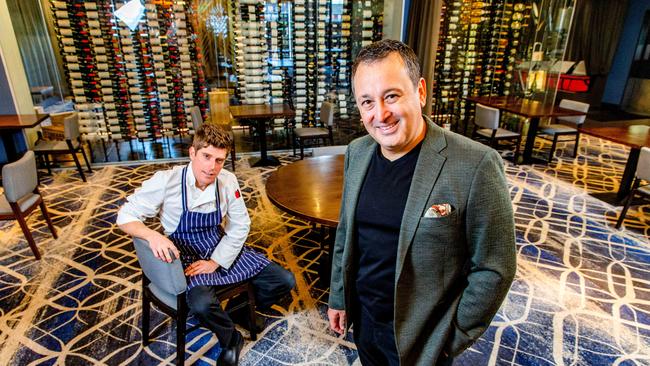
[0,135,648,366]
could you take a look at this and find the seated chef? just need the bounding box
[117,123,295,366]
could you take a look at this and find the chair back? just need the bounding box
[320,101,334,127]
[637,146,650,181]
[475,104,500,130]
[63,114,81,141]
[2,151,38,203]
[133,237,187,295]
[558,99,589,125]
[312,145,347,157]
[190,106,203,132]
[208,90,232,126]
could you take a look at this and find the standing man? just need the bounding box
[117,124,295,366]
[328,39,516,365]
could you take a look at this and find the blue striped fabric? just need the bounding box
[169,166,269,290]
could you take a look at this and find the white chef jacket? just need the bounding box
[116,162,250,269]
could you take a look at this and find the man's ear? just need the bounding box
[418,78,427,108]
[188,146,196,159]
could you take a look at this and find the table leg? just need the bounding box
[318,225,335,288]
[520,116,548,165]
[251,118,280,167]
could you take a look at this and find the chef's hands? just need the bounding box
[185,259,219,276]
[145,229,219,275]
[328,308,347,335]
[147,232,180,263]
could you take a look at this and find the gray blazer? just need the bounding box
[329,118,516,365]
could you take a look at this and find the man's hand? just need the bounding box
[328,308,346,334]
[146,232,180,263]
[185,260,219,276]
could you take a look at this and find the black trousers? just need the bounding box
[186,262,295,347]
[353,304,455,366]
[353,305,400,366]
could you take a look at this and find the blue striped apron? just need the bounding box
[169,166,270,290]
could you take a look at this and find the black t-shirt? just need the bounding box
[354,142,422,324]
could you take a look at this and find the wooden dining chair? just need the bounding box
[615,147,650,229]
[293,101,335,159]
[133,237,257,366]
[472,103,521,160]
[33,113,92,182]
[0,151,57,259]
[537,99,589,163]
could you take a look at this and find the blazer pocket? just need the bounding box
[418,209,459,228]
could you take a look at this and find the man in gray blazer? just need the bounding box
[327,39,516,365]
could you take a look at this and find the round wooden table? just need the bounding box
[265,155,344,227]
[266,155,344,287]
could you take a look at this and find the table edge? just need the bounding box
[265,181,339,228]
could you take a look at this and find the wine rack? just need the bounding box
[431,0,532,131]
[51,0,383,151]
[225,0,382,128]
[50,0,207,143]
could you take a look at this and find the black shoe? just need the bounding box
[217,330,243,366]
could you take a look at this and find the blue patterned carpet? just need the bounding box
[0,135,648,365]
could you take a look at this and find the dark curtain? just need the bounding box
[566,0,629,76]
[6,0,62,94]
[405,0,442,117]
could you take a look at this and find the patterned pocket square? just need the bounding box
[424,203,452,218]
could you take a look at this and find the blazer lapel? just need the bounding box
[342,139,374,265]
[396,120,448,277]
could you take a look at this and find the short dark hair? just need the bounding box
[192,123,232,152]
[351,39,421,91]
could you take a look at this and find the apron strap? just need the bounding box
[181,165,222,219]
[215,178,221,219]
[181,166,188,212]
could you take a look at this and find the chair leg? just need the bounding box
[177,297,188,366]
[86,140,95,163]
[549,135,559,163]
[300,141,305,160]
[573,132,581,157]
[247,283,257,341]
[115,140,122,162]
[39,201,57,239]
[80,146,93,173]
[142,285,150,346]
[70,150,87,182]
[101,139,108,163]
[616,179,640,229]
[43,154,52,175]
[11,204,41,260]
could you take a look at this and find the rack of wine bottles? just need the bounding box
[50,0,207,142]
[227,0,382,127]
[431,0,532,130]
[51,0,382,143]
